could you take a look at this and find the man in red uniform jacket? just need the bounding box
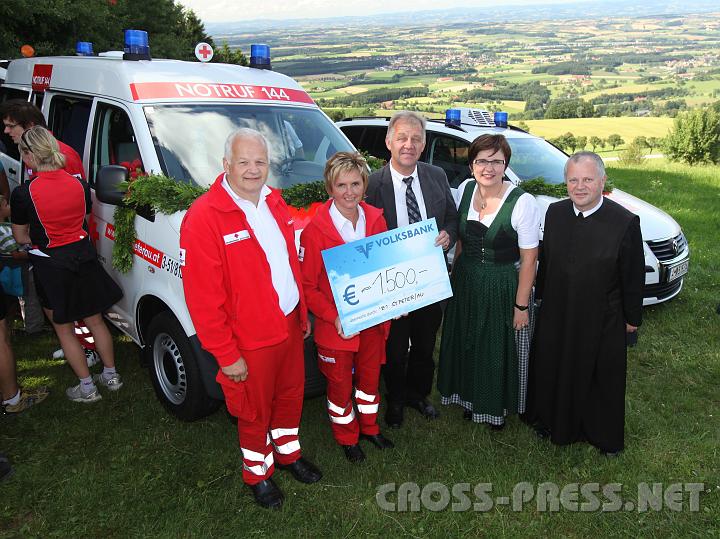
[180,128,322,510]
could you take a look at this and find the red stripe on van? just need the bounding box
[129,82,314,104]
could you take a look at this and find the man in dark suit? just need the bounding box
[365,111,458,428]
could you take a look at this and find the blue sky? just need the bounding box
[176,0,594,23]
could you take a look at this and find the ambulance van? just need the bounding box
[0,36,355,420]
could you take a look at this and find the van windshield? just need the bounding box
[506,137,568,185]
[143,104,354,188]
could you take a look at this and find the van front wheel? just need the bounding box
[146,312,220,421]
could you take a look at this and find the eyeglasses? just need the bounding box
[473,158,505,168]
[3,122,20,130]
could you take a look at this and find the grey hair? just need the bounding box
[564,151,606,180]
[386,111,427,143]
[224,128,269,160]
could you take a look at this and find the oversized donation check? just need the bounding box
[321,218,453,335]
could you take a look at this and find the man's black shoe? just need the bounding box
[406,398,440,419]
[489,422,505,432]
[277,457,322,484]
[342,444,366,463]
[534,425,551,439]
[248,478,284,509]
[463,409,473,421]
[385,402,404,429]
[602,449,623,458]
[360,432,395,449]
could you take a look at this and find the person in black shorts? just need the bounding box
[10,126,123,403]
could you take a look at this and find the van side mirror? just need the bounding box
[96,165,128,205]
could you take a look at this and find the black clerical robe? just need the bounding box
[525,197,645,453]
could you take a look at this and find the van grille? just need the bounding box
[643,278,683,301]
[647,233,687,262]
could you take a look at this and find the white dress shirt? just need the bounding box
[330,201,366,243]
[389,163,428,228]
[573,196,604,217]
[221,176,299,315]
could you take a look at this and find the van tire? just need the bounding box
[146,311,220,421]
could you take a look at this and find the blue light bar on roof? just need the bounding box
[250,44,271,70]
[445,109,461,127]
[123,29,150,60]
[494,111,508,128]
[76,42,94,56]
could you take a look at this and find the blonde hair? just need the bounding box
[323,152,369,195]
[18,126,66,171]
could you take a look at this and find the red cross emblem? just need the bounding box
[195,42,214,63]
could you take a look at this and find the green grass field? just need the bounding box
[1,161,718,537]
[524,117,674,143]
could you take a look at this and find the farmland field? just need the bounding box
[212,9,720,136]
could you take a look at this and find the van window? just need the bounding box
[0,87,30,103]
[90,103,141,186]
[144,104,354,189]
[428,134,469,188]
[506,138,568,185]
[48,95,92,157]
[340,125,391,163]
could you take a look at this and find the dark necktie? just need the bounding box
[578,212,584,219]
[403,176,421,224]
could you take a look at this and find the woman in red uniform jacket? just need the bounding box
[300,152,393,463]
[11,126,123,404]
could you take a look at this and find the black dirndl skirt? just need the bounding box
[31,239,123,324]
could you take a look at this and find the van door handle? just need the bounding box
[8,168,16,175]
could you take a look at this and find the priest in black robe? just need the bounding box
[524,151,645,455]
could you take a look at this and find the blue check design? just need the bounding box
[321,218,453,335]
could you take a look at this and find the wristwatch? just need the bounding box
[514,303,529,311]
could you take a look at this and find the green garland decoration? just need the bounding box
[278,153,386,209]
[111,174,207,273]
[520,177,614,197]
[111,163,600,273]
[280,180,327,209]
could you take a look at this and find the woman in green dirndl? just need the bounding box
[437,134,539,429]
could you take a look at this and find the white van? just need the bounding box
[1,40,355,420]
[338,109,690,306]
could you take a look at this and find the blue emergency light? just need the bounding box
[123,29,151,61]
[76,42,94,56]
[494,111,508,128]
[250,44,271,70]
[445,109,461,127]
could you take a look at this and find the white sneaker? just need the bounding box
[52,348,65,360]
[93,373,123,392]
[85,349,101,368]
[66,383,102,403]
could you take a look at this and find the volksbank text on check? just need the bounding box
[321,218,453,335]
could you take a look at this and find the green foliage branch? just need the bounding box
[112,174,207,273]
[520,177,614,198]
[664,106,720,165]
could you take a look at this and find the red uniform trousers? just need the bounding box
[317,325,385,446]
[217,309,305,485]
